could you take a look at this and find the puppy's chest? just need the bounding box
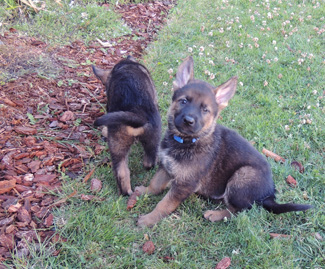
[159,146,211,181]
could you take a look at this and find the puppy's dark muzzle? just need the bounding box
[183,115,195,126]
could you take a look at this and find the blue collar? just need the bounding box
[173,135,198,144]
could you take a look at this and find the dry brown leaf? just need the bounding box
[50,189,77,208]
[82,168,96,183]
[80,194,95,201]
[291,161,304,173]
[215,257,231,269]
[286,175,297,187]
[90,178,102,192]
[269,233,291,239]
[126,190,141,210]
[262,148,285,163]
[142,240,155,255]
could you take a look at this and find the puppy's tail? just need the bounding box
[94,111,148,130]
[262,196,312,214]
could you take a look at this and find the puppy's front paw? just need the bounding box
[137,213,157,228]
[204,209,231,222]
[134,185,147,195]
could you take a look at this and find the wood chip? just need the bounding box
[0,178,16,194]
[14,126,37,135]
[262,148,285,163]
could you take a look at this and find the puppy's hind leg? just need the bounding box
[108,132,134,196]
[204,206,236,222]
[139,131,160,170]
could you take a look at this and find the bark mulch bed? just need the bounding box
[0,1,174,262]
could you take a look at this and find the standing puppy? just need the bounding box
[136,56,312,227]
[93,56,161,195]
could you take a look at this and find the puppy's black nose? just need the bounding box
[183,115,195,126]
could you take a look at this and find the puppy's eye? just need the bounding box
[202,106,209,113]
[179,98,187,104]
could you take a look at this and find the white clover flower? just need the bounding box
[188,47,193,53]
[204,70,211,75]
[239,81,243,86]
[208,31,213,36]
[219,28,224,33]
[210,73,215,80]
[274,57,278,62]
[167,68,173,74]
[199,46,205,52]
[163,82,168,86]
[285,125,290,131]
[272,40,276,45]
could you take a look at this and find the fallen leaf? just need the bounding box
[269,233,291,239]
[80,194,95,201]
[82,168,95,183]
[142,241,155,255]
[215,257,231,269]
[286,175,297,187]
[0,178,16,194]
[291,161,304,173]
[262,148,285,163]
[90,178,102,192]
[314,232,323,241]
[161,256,175,262]
[127,190,141,210]
[50,189,77,208]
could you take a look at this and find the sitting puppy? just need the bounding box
[93,56,161,195]
[135,56,312,227]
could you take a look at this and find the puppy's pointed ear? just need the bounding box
[92,65,111,85]
[173,56,194,91]
[127,55,137,62]
[214,76,238,111]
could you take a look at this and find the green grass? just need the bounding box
[0,0,131,45]
[3,0,325,268]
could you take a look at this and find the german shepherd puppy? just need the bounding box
[135,56,312,227]
[93,56,161,195]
